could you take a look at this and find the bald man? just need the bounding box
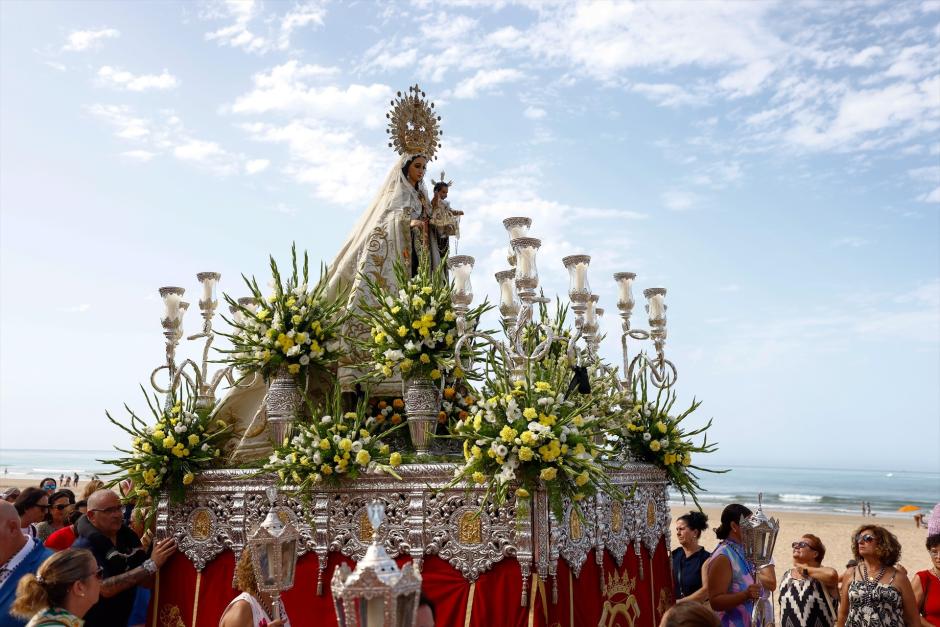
[0,501,53,626]
[73,489,176,627]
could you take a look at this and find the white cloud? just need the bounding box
[63,28,119,52]
[632,83,707,108]
[172,139,240,175]
[61,304,91,313]
[848,46,884,67]
[44,61,67,72]
[452,68,523,99]
[661,190,698,211]
[97,66,179,91]
[919,187,940,203]
[244,158,270,174]
[523,106,546,120]
[832,236,869,248]
[204,0,267,53]
[229,63,387,127]
[278,3,326,49]
[87,104,151,140]
[120,150,156,161]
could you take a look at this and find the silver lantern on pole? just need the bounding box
[740,493,779,627]
[247,486,299,622]
[332,500,422,627]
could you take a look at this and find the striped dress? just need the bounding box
[712,539,756,627]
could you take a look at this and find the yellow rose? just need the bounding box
[575,471,589,486]
[649,440,661,452]
[419,353,431,364]
[682,453,692,466]
[515,488,530,498]
[321,464,333,475]
[356,450,371,466]
[518,446,534,461]
[389,452,402,467]
[187,434,200,447]
[182,472,195,485]
[520,431,537,446]
[288,363,301,375]
[339,438,353,452]
[429,369,441,380]
[319,439,331,451]
[539,467,558,481]
[162,435,176,448]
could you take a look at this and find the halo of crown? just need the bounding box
[386,84,442,160]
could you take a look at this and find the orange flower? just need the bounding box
[443,387,456,400]
[392,398,405,410]
[458,410,468,421]
[463,396,475,406]
[438,411,447,424]
[391,413,402,425]
[378,400,388,410]
[375,414,386,424]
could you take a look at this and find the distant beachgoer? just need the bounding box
[673,510,711,603]
[34,490,74,543]
[836,525,919,627]
[72,473,78,486]
[0,501,54,627]
[862,503,866,517]
[779,533,839,627]
[659,602,722,627]
[14,488,50,540]
[707,503,777,627]
[9,547,101,626]
[38,479,56,494]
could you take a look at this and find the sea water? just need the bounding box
[671,464,939,518]
[1,449,936,518]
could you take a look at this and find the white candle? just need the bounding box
[648,294,665,320]
[574,263,587,291]
[164,293,181,321]
[517,248,532,277]
[202,277,219,304]
[618,277,634,306]
[499,279,515,308]
[454,264,472,294]
[585,298,597,326]
[366,597,385,626]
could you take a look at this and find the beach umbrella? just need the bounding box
[898,505,920,512]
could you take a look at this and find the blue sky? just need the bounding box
[1,1,938,473]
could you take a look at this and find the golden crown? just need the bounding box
[386,84,442,160]
[605,570,637,598]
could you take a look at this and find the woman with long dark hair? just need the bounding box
[706,504,777,627]
[672,510,711,603]
[837,525,919,627]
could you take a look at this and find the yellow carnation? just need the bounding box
[389,452,402,467]
[356,450,371,466]
[539,467,558,481]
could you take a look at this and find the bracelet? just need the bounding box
[142,559,157,574]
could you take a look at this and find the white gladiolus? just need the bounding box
[299,355,310,365]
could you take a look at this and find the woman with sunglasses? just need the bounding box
[14,488,50,540]
[910,529,940,627]
[837,525,919,627]
[35,491,74,544]
[9,548,101,626]
[38,479,57,494]
[779,534,839,627]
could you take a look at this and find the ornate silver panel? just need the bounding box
[155,461,670,600]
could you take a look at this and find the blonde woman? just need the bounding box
[219,549,288,627]
[10,548,101,626]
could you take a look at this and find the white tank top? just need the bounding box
[220,592,291,627]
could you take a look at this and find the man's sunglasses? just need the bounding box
[856,533,876,544]
[89,505,123,515]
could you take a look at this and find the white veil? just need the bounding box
[220,155,427,461]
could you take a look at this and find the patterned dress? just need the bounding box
[779,569,837,627]
[711,539,756,627]
[845,567,904,627]
[25,607,84,627]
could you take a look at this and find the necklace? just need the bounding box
[860,561,887,606]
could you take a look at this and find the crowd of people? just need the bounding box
[664,502,940,627]
[1,477,438,627]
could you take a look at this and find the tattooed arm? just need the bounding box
[100,538,177,598]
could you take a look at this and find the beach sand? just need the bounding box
[670,505,934,579]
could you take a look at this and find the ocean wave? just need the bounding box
[778,493,823,503]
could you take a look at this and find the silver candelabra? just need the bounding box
[151,272,257,410]
[452,217,678,395]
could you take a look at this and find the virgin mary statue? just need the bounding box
[219,85,445,462]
